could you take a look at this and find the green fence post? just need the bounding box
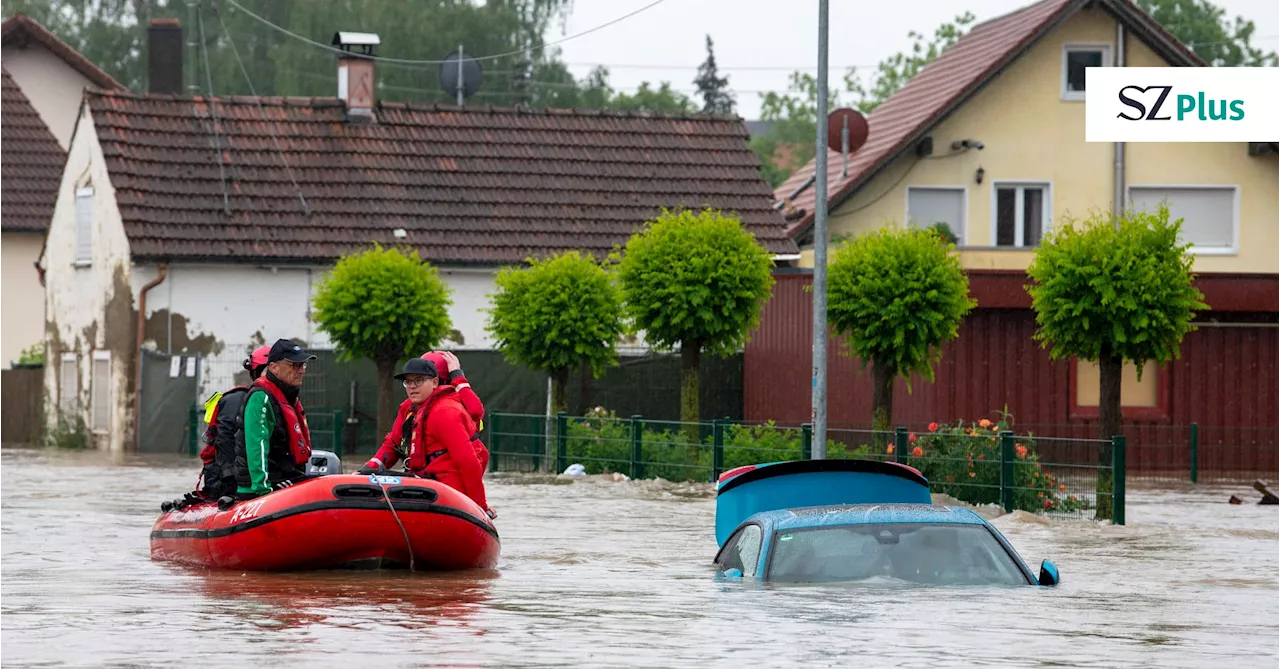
[712,419,725,482]
[489,413,500,473]
[187,404,200,457]
[332,410,344,458]
[1189,422,1199,484]
[556,412,568,475]
[1111,434,1127,526]
[801,423,813,460]
[894,427,908,464]
[630,414,644,480]
[1000,430,1015,514]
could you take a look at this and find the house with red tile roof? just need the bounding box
[745,0,1277,469]
[1,14,124,370]
[39,21,798,451]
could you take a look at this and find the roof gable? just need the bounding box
[1,14,124,91]
[2,66,66,233]
[85,90,798,264]
[777,0,1205,240]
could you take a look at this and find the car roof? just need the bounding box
[747,503,989,532]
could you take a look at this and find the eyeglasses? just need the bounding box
[402,377,432,388]
[281,361,307,370]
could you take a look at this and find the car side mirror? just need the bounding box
[1038,559,1059,586]
[722,568,743,579]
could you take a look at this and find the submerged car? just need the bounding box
[712,459,1059,586]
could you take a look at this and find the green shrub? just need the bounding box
[44,415,89,450]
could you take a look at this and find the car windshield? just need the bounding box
[767,523,1029,586]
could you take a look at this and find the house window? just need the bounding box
[1062,44,1111,100]
[92,351,111,433]
[1072,358,1168,420]
[75,187,94,266]
[1127,186,1238,253]
[993,183,1050,248]
[906,186,966,244]
[59,353,78,416]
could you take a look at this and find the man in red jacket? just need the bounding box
[360,358,492,517]
[421,350,489,471]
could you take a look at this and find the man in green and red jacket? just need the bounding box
[234,339,317,500]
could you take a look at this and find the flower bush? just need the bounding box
[903,412,1087,513]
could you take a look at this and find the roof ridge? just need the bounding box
[1,13,125,90]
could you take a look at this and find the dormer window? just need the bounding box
[1062,43,1112,101]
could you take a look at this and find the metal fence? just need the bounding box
[185,404,346,457]
[486,412,1126,524]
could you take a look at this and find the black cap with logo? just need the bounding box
[267,339,317,364]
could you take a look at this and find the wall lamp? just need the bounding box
[951,138,985,150]
[975,167,985,184]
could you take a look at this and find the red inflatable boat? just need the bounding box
[150,474,500,571]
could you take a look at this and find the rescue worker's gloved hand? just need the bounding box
[485,507,498,520]
[358,460,385,476]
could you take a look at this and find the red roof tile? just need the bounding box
[85,90,797,264]
[777,0,1204,239]
[1,14,125,91]
[2,67,65,233]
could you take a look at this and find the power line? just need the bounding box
[223,0,673,66]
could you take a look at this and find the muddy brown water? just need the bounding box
[2,447,1276,668]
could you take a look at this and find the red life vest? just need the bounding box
[253,375,312,466]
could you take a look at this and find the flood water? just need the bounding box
[2,446,1277,668]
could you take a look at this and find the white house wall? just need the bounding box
[437,267,499,350]
[2,231,47,367]
[0,42,96,149]
[42,103,134,451]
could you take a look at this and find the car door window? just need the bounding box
[717,524,763,576]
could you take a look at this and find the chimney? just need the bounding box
[332,31,381,123]
[148,18,183,95]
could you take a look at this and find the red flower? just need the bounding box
[928,422,939,432]
[908,432,919,444]
[1043,499,1053,509]
[1015,444,1028,459]
[911,446,924,457]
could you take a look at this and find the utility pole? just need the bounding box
[811,0,830,459]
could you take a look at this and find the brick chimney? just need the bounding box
[148,18,183,94]
[332,31,380,123]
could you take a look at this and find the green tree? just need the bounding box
[311,245,453,435]
[486,251,626,415]
[749,13,974,186]
[615,208,776,432]
[693,34,735,114]
[1136,0,1278,66]
[1025,206,1207,519]
[826,226,976,434]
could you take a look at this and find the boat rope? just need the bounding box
[375,479,416,573]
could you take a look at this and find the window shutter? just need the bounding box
[906,188,966,242]
[75,187,94,264]
[1129,187,1235,250]
[60,354,78,416]
[92,353,111,432]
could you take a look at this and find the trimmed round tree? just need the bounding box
[1026,205,1207,518]
[616,208,775,429]
[312,245,453,436]
[827,226,976,434]
[486,250,626,414]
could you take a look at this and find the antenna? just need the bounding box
[440,45,483,105]
[826,108,869,179]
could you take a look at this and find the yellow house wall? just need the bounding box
[805,6,1279,275]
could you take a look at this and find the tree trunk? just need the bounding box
[872,358,895,451]
[578,356,592,416]
[1096,353,1123,521]
[375,357,398,439]
[680,339,701,450]
[552,367,570,416]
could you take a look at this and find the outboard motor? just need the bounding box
[307,450,342,476]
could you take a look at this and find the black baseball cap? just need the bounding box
[267,339,317,364]
[393,357,438,380]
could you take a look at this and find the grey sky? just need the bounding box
[550,0,1279,119]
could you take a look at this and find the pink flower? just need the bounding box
[908,433,919,444]
[978,419,992,428]
[928,422,939,432]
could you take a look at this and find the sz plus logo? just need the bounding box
[1116,86,1244,122]
[1085,67,1277,142]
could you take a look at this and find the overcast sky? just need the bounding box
[550,0,1280,119]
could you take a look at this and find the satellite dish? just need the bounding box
[827,108,869,154]
[440,48,483,103]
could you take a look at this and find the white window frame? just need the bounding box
[990,181,1053,249]
[1125,184,1240,255]
[74,186,94,267]
[904,185,969,246]
[1061,43,1113,101]
[91,350,112,434]
[59,352,78,417]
